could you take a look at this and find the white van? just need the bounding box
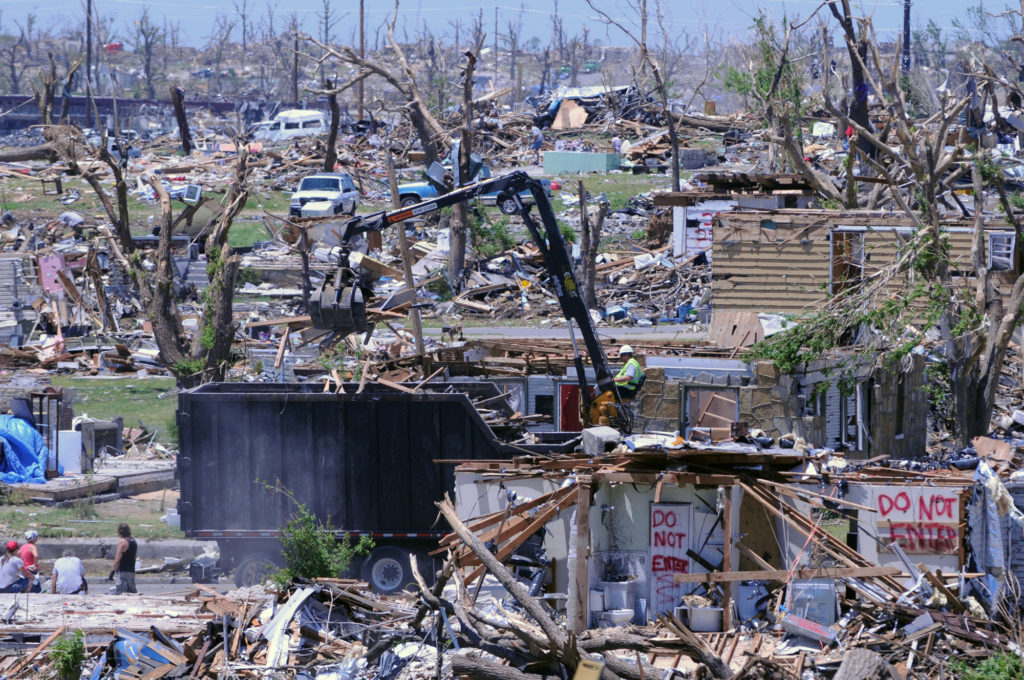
[252,109,328,142]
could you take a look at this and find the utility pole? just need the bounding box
[358,0,364,120]
[901,0,911,72]
[494,8,498,89]
[292,29,299,107]
[86,0,92,127]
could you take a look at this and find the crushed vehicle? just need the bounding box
[288,172,359,217]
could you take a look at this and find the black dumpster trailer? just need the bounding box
[177,381,576,590]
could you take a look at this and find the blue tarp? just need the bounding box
[0,414,58,484]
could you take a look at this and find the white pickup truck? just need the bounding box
[289,172,359,217]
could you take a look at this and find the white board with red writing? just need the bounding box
[649,503,692,615]
[868,487,961,555]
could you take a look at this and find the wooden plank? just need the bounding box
[570,478,592,634]
[918,563,966,614]
[708,311,763,349]
[734,540,775,571]
[673,566,901,584]
[244,315,312,329]
[462,490,578,583]
[273,328,289,370]
[722,489,733,631]
[9,625,66,677]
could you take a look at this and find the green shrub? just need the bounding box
[50,630,85,680]
[425,275,453,302]
[263,484,373,589]
[558,220,577,244]
[1011,191,1024,212]
[952,653,1024,680]
[471,216,517,256]
[237,267,262,287]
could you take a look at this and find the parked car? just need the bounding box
[289,172,359,217]
[395,166,557,212]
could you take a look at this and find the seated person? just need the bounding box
[0,541,32,593]
[613,345,644,401]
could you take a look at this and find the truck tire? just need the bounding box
[234,553,280,587]
[496,193,519,215]
[400,196,419,208]
[361,547,411,594]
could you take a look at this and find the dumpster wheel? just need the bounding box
[362,547,410,594]
[234,553,279,588]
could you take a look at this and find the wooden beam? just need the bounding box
[722,488,733,631]
[672,566,901,584]
[760,479,877,513]
[569,477,592,634]
[734,540,775,571]
[9,625,66,677]
[273,327,289,369]
[244,314,312,329]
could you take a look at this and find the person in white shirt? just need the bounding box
[0,540,31,593]
[51,550,87,595]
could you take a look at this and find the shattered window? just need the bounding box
[285,122,300,129]
[683,388,738,438]
[534,394,554,418]
[989,233,1014,271]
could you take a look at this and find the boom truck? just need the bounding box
[310,169,634,432]
[177,172,632,592]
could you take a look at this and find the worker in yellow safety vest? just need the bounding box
[613,345,644,401]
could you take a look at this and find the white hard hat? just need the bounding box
[620,345,633,355]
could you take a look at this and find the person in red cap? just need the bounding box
[0,540,32,592]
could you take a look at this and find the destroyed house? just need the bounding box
[433,339,928,459]
[710,210,1019,317]
[653,172,816,260]
[637,353,927,459]
[451,440,1010,639]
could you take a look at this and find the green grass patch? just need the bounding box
[227,220,273,249]
[52,376,178,447]
[548,172,676,213]
[0,495,183,539]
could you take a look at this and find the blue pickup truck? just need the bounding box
[395,166,558,212]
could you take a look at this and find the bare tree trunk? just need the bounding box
[449,127,470,286]
[323,79,339,171]
[830,0,875,158]
[578,178,607,309]
[448,39,484,285]
[170,85,193,155]
[35,54,58,126]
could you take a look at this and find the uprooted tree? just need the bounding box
[49,123,251,388]
[750,7,1024,445]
